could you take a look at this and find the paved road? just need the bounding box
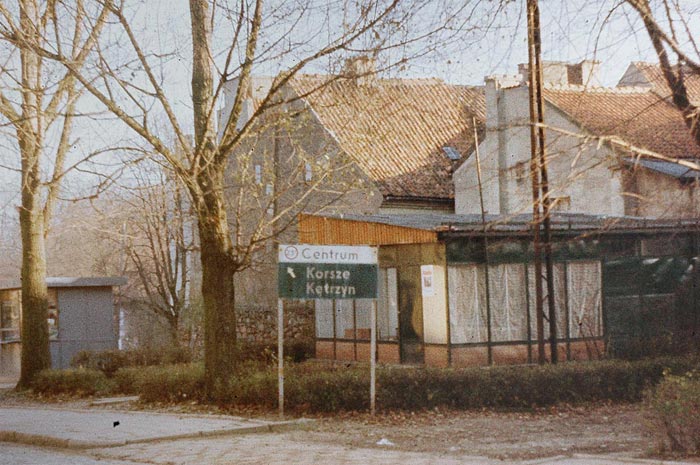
[0,407,279,447]
[0,442,140,465]
[0,405,696,465]
[1,437,694,465]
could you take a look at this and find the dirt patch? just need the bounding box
[291,404,655,461]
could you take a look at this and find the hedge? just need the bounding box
[34,355,699,411]
[646,369,700,455]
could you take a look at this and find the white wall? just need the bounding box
[455,78,626,216]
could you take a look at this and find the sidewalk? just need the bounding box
[0,405,697,465]
[0,406,305,448]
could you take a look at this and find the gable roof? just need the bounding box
[543,86,700,160]
[625,62,700,104]
[287,75,485,201]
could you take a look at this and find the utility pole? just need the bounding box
[527,0,545,365]
[473,118,493,365]
[526,0,557,364]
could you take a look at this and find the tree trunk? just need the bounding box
[16,0,51,389]
[17,202,50,388]
[189,0,238,397]
[195,179,237,397]
[169,312,180,346]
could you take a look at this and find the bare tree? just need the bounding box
[0,0,108,387]
[44,172,197,349]
[116,165,196,345]
[2,0,485,394]
[626,0,700,145]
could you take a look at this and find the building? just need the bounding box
[455,61,700,218]
[221,59,700,364]
[0,277,126,378]
[302,213,700,366]
[221,58,486,309]
[301,61,700,367]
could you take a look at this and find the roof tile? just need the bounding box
[543,86,700,160]
[288,75,485,200]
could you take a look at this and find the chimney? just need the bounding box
[343,56,376,86]
[566,60,601,86]
[484,75,523,214]
[484,75,521,130]
[219,76,269,138]
[518,60,602,87]
[518,61,569,86]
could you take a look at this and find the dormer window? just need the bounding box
[442,146,461,160]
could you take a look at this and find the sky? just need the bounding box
[1,0,699,229]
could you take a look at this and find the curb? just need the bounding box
[572,454,699,465]
[0,418,313,450]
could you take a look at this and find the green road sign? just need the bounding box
[277,263,378,299]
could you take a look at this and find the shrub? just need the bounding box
[232,339,315,364]
[71,346,193,376]
[135,364,205,403]
[56,354,696,412]
[286,366,369,411]
[112,366,142,395]
[31,368,113,397]
[647,370,700,455]
[71,349,129,377]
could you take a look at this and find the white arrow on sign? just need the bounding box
[287,267,296,279]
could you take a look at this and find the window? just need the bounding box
[266,184,274,215]
[47,289,58,340]
[442,146,461,160]
[305,163,313,182]
[0,300,20,342]
[335,300,354,339]
[513,161,528,182]
[551,196,571,212]
[315,300,334,338]
[254,164,262,184]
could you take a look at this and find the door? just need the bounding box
[398,266,424,364]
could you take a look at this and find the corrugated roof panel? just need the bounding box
[623,157,700,179]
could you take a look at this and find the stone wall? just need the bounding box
[235,301,315,344]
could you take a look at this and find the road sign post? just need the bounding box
[278,244,378,415]
[370,300,376,415]
[277,298,284,418]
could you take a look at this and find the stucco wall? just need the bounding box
[626,167,700,218]
[456,81,626,216]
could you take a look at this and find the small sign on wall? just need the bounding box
[421,265,435,297]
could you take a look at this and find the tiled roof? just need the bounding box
[631,62,700,104]
[543,86,700,160]
[288,75,485,200]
